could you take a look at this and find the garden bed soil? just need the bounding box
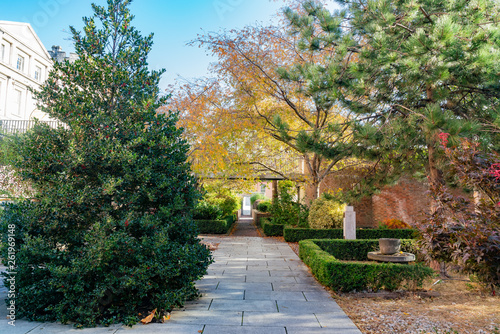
[285,239,499,334]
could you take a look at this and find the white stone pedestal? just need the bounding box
[343,206,356,240]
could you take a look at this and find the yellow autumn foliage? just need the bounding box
[308,198,346,229]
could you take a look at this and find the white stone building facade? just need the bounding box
[0,21,53,121]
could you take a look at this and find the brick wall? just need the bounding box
[372,178,430,225]
[315,171,431,227]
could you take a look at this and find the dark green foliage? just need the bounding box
[262,222,284,237]
[256,200,272,213]
[193,200,223,220]
[284,228,416,242]
[299,239,434,292]
[195,219,235,234]
[0,0,211,327]
[225,213,237,226]
[270,181,308,227]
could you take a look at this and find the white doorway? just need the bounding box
[241,196,251,216]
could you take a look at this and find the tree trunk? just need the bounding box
[427,142,444,213]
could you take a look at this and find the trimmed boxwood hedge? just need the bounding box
[263,222,284,236]
[299,239,434,292]
[259,218,284,236]
[195,214,237,234]
[284,227,417,242]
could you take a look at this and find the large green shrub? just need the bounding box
[299,239,434,292]
[193,200,223,220]
[308,197,346,229]
[0,1,211,327]
[270,181,308,227]
[256,200,272,213]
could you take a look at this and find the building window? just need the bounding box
[260,183,266,193]
[0,44,5,62]
[34,66,42,81]
[16,55,25,72]
[0,81,2,114]
[13,89,22,115]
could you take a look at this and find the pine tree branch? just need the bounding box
[395,23,415,34]
[419,7,434,24]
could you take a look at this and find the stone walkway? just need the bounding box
[0,217,361,333]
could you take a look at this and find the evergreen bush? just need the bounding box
[193,200,223,220]
[0,0,211,327]
[270,181,308,227]
[256,200,271,213]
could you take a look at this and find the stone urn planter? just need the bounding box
[367,238,415,263]
[378,238,401,255]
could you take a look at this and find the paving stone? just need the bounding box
[272,283,325,292]
[195,280,218,291]
[117,324,204,333]
[217,282,273,291]
[303,291,334,301]
[244,291,306,301]
[210,300,278,312]
[277,301,343,314]
[180,299,212,311]
[293,276,320,284]
[168,310,243,326]
[0,320,43,334]
[242,312,321,327]
[243,273,271,279]
[26,323,120,333]
[203,325,286,334]
[269,271,310,278]
[245,276,296,284]
[314,312,362,330]
[200,290,244,300]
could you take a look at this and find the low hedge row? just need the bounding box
[299,239,434,292]
[262,223,284,236]
[284,227,417,242]
[259,218,284,236]
[195,214,237,234]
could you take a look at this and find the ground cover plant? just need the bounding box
[0,0,211,327]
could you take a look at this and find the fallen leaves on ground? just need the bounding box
[140,308,156,324]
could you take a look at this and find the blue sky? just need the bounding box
[1,0,310,91]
